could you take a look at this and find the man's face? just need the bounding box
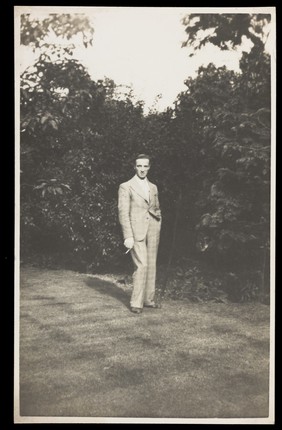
[134,158,150,179]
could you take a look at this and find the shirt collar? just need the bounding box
[134,174,149,185]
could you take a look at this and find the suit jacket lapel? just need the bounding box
[130,176,149,203]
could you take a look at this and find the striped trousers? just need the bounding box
[130,215,161,309]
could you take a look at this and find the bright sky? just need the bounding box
[17,7,274,114]
[74,7,245,113]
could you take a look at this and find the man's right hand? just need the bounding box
[124,237,134,249]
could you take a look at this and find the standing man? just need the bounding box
[118,154,162,314]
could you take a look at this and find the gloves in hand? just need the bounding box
[124,237,134,249]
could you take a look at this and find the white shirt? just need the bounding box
[134,175,150,202]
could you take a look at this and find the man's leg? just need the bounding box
[130,239,147,309]
[144,218,160,306]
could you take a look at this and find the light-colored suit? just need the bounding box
[118,175,162,308]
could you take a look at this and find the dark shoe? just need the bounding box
[144,303,160,309]
[130,307,143,314]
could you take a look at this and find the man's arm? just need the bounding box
[155,185,162,218]
[118,184,134,241]
[156,187,161,215]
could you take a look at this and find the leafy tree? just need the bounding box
[20,11,149,270]
[21,13,94,48]
[20,48,149,269]
[182,13,271,53]
[174,13,271,299]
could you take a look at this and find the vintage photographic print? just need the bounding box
[14,6,276,424]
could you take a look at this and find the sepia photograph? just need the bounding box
[14,6,276,424]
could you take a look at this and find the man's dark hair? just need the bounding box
[134,153,151,165]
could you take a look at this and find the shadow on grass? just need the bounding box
[84,276,131,310]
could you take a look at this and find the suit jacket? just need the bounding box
[118,176,162,241]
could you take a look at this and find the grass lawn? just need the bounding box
[18,265,271,420]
